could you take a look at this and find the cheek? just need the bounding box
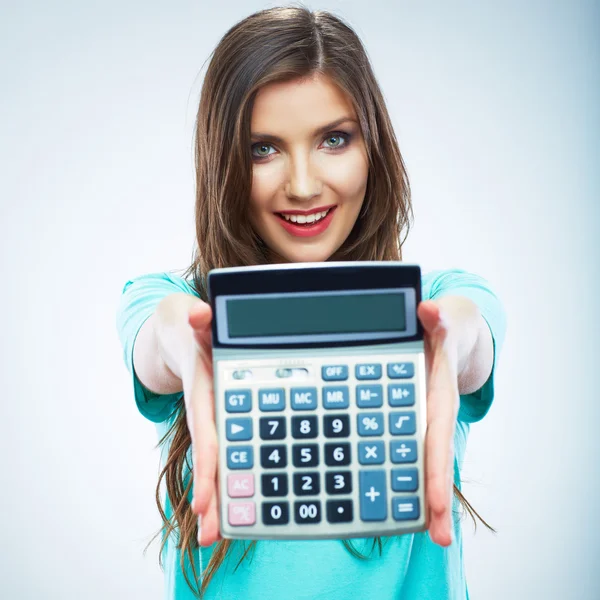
[325,148,369,199]
[250,165,281,211]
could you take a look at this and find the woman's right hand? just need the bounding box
[182,299,222,547]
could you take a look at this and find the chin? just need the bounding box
[276,244,336,264]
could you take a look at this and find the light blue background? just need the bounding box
[1,1,598,598]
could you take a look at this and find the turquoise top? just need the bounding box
[116,268,506,600]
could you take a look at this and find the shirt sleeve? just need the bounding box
[115,271,199,423]
[422,268,507,423]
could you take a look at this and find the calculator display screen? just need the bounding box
[216,289,414,345]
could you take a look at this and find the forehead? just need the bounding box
[251,74,356,133]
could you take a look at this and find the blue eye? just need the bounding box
[251,143,275,158]
[322,133,349,149]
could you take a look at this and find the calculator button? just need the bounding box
[292,444,319,467]
[225,390,252,413]
[260,445,287,469]
[355,363,382,380]
[358,441,385,465]
[275,368,293,378]
[356,384,383,408]
[263,501,289,525]
[326,471,352,495]
[293,472,320,496]
[323,414,350,438]
[291,415,318,439]
[261,473,288,497]
[227,446,253,469]
[291,387,318,410]
[322,386,350,409]
[387,362,415,379]
[294,501,321,524]
[324,442,351,466]
[359,470,387,521]
[388,383,415,407]
[227,473,255,498]
[392,496,420,521]
[326,499,353,523]
[259,416,286,440]
[228,502,256,526]
[322,365,348,381]
[357,412,384,436]
[225,418,253,441]
[391,468,419,492]
[390,440,418,463]
[259,388,286,411]
[389,411,416,435]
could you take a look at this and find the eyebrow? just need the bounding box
[250,116,358,143]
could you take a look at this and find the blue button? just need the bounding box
[259,388,286,411]
[389,412,416,435]
[355,363,382,380]
[227,446,254,469]
[387,362,415,379]
[356,384,383,408]
[391,468,419,492]
[225,389,252,413]
[388,383,415,407]
[226,418,253,441]
[359,470,387,521]
[392,496,420,521]
[291,387,318,410]
[358,441,385,465]
[390,440,418,463]
[357,412,384,436]
[322,365,348,381]
[322,386,350,409]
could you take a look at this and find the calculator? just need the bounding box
[208,262,428,540]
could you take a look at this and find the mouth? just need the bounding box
[274,205,337,237]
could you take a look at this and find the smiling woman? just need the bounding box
[248,76,368,260]
[115,5,507,600]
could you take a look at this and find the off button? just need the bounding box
[322,365,348,381]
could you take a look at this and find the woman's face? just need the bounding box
[248,74,369,263]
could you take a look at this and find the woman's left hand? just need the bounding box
[417,299,461,547]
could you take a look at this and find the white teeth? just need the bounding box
[281,209,330,224]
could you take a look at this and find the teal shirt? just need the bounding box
[116,268,507,600]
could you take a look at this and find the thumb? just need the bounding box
[188,300,212,330]
[417,300,448,337]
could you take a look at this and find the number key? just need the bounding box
[260,445,287,469]
[259,416,286,440]
[294,501,321,524]
[291,415,318,439]
[293,472,320,496]
[262,473,288,497]
[292,444,319,467]
[263,501,289,525]
[323,414,350,438]
[326,471,352,495]
[324,442,351,466]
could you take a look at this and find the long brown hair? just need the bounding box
[144,6,495,597]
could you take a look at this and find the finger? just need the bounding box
[198,488,222,547]
[425,345,458,546]
[187,359,218,517]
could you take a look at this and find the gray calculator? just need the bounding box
[208,262,428,540]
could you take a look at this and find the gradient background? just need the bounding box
[1,0,598,598]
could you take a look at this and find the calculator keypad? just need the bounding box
[218,352,425,537]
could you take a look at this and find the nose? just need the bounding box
[284,153,322,202]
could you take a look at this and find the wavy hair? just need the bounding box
[144,5,495,597]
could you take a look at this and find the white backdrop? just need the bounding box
[1,0,598,598]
